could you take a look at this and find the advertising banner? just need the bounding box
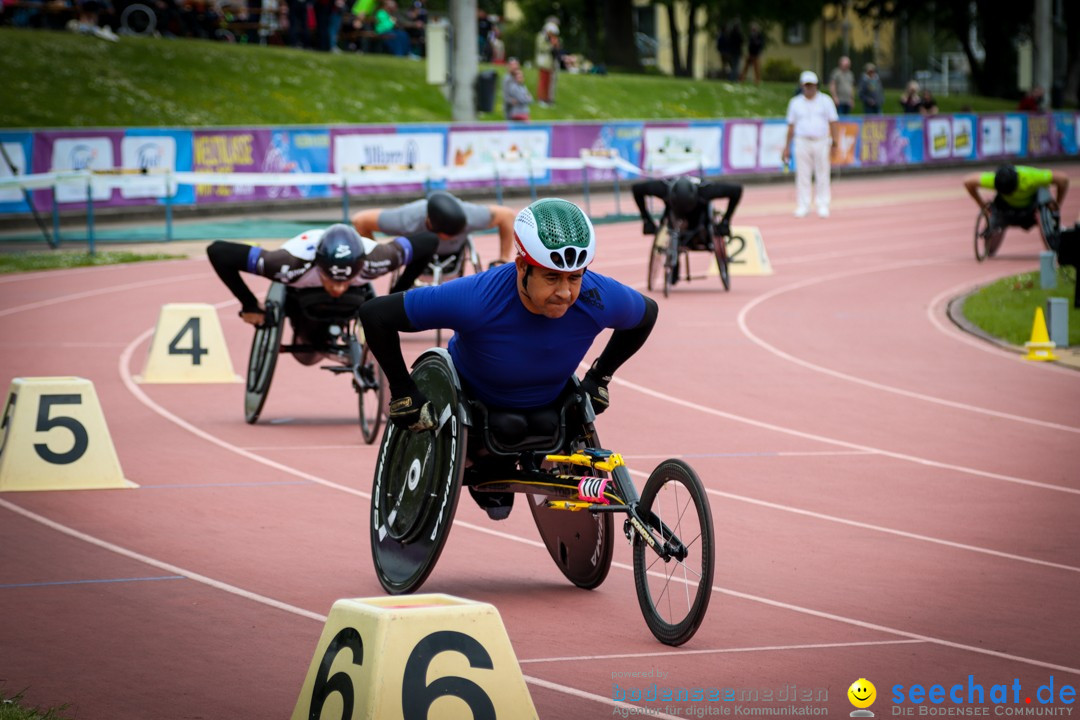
[261,129,331,200]
[446,126,551,184]
[332,126,446,193]
[1026,113,1062,157]
[550,122,643,185]
[119,128,195,205]
[643,123,722,175]
[978,114,1025,159]
[0,132,33,213]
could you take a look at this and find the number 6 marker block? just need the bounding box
[138,303,240,384]
[0,377,134,491]
[292,594,538,720]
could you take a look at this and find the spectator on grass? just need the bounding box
[858,62,884,114]
[504,64,533,121]
[738,22,764,85]
[829,56,855,115]
[900,81,922,113]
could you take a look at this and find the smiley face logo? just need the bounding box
[848,678,877,709]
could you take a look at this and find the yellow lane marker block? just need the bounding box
[138,303,240,383]
[709,225,774,277]
[291,594,537,720]
[0,377,135,491]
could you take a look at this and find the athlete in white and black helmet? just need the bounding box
[207,223,434,364]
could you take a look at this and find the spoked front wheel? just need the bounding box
[632,459,715,646]
[1038,201,1061,252]
[974,207,1003,261]
[356,344,386,445]
[244,283,286,424]
[715,235,734,291]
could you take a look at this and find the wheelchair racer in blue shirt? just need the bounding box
[359,198,659,519]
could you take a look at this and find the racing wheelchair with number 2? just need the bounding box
[245,282,387,443]
[648,208,745,297]
[369,348,716,646]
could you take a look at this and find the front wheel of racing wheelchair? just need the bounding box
[244,282,387,443]
[369,349,716,646]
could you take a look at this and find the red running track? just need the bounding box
[1,165,1079,719]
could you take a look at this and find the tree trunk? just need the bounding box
[684,0,700,79]
[583,0,601,64]
[666,2,686,76]
[602,0,641,71]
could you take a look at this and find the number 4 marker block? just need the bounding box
[138,304,240,384]
[291,594,538,720]
[0,377,134,491]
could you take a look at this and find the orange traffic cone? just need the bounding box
[1024,307,1057,361]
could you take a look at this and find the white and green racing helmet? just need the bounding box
[513,198,596,271]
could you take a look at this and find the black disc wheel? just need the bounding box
[530,420,614,590]
[632,459,715,646]
[356,344,386,445]
[370,352,466,594]
[1039,202,1061,252]
[244,283,285,424]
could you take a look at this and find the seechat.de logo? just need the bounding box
[849,678,878,718]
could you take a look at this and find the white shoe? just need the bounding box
[794,207,809,218]
[817,207,830,218]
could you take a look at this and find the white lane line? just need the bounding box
[734,258,1080,434]
[0,272,209,318]
[702,480,1080,574]
[0,498,325,622]
[623,451,874,460]
[520,638,925,664]
[613,375,1080,495]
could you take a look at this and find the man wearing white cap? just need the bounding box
[781,70,839,218]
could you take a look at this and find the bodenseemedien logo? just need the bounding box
[849,678,877,718]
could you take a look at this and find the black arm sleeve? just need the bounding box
[358,292,420,396]
[591,295,659,379]
[632,179,671,222]
[700,182,744,223]
[206,240,261,313]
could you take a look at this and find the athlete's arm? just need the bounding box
[580,293,658,414]
[699,182,743,227]
[350,208,382,238]
[590,295,659,380]
[963,173,989,208]
[206,240,266,324]
[358,293,434,431]
[487,205,517,263]
[632,179,669,234]
[1050,171,1070,206]
[358,293,417,394]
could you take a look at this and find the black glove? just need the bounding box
[642,219,658,236]
[580,366,611,415]
[714,219,730,239]
[388,381,435,432]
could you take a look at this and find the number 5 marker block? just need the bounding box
[291,594,538,720]
[138,303,240,384]
[0,377,134,491]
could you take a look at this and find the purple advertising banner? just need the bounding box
[4,115,1077,216]
[32,129,126,210]
[550,122,644,185]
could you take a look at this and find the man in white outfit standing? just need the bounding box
[781,70,839,218]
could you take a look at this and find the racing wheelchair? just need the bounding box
[974,187,1061,262]
[647,208,743,297]
[369,348,716,646]
[245,282,387,444]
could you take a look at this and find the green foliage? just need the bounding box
[0,27,1016,128]
[963,268,1079,346]
[0,251,184,273]
[762,57,801,83]
[0,691,72,720]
